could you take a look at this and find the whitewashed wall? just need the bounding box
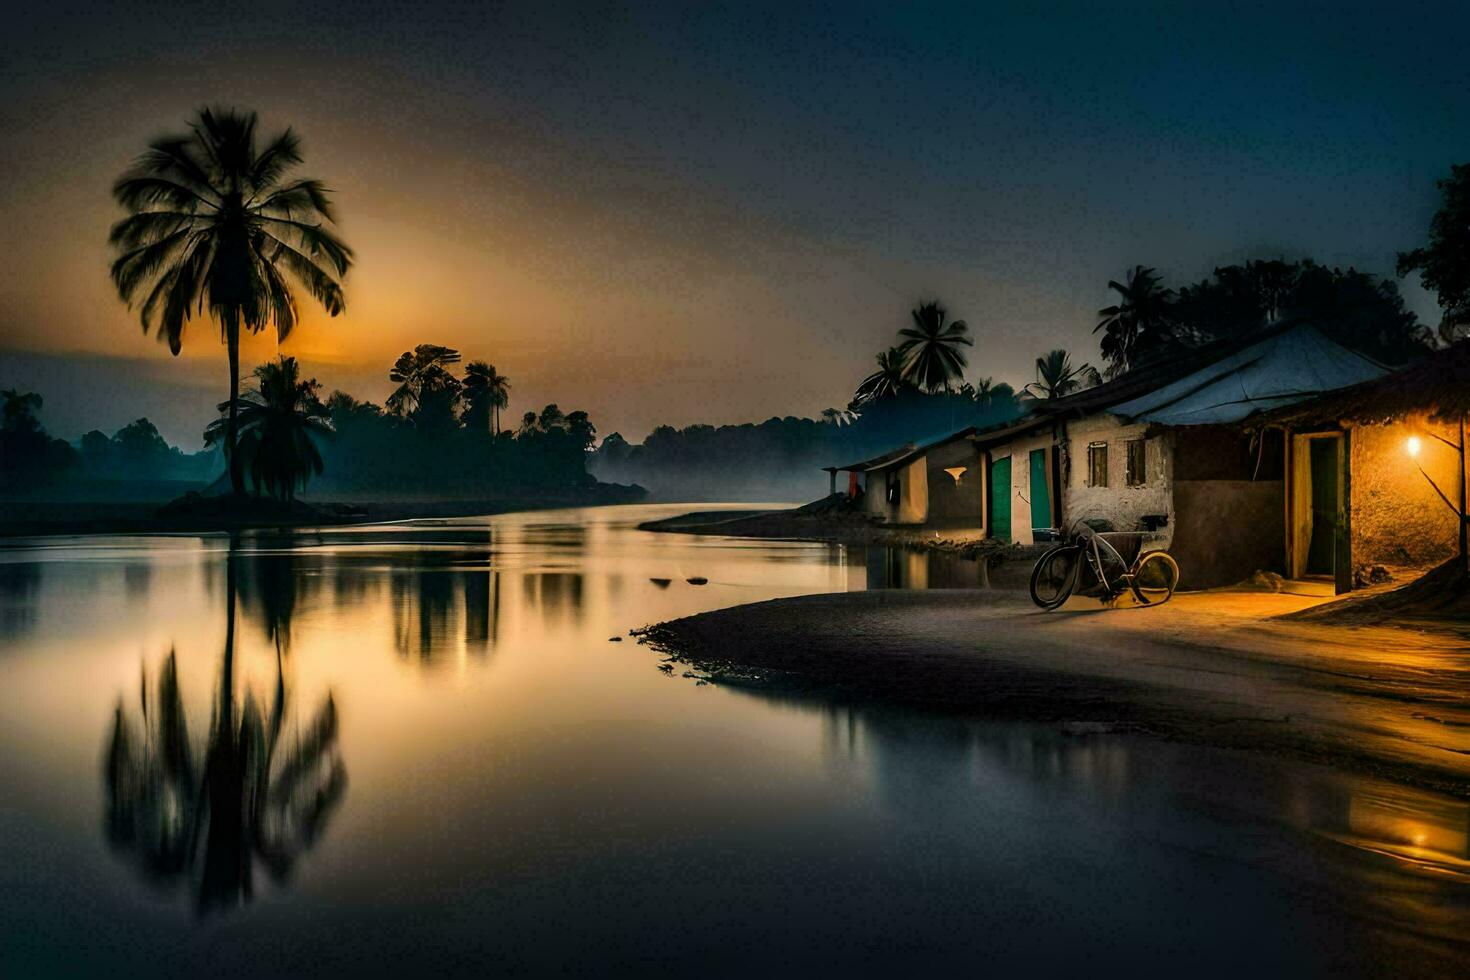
[1061,414,1174,541]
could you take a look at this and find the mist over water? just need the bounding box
[0,504,1466,977]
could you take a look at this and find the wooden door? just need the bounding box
[990,456,1011,542]
[1028,448,1051,534]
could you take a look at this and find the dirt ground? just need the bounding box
[640,586,1470,798]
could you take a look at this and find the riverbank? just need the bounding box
[638,587,1470,799]
[638,504,1036,561]
[0,483,646,537]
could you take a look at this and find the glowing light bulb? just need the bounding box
[1406,436,1422,458]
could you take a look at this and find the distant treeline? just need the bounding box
[591,387,1022,502]
[1,345,615,501]
[1,390,216,494]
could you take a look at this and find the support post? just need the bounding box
[1460,414,1468,572]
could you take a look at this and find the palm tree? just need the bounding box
[386,344,462,420]
[205,356,332,502]
[1095,266,1175,376]
[852,347,911,406]
[460,361,510,434]
[108,108,353,495]
[899,301,973,392]
[1024,349,1101,400]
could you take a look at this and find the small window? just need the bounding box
[1126,439,1146,486]
[1087,442,1108,488]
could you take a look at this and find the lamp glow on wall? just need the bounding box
[1403,425,1469,572]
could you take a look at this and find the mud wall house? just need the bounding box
[1100,323,1386,590]
[966,323,1390,589]
[824,430,985,530]
[823,323,1411,590]
[1258,339,1470,587]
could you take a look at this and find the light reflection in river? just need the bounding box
[0,504,1465,977]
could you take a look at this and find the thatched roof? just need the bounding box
[1259,340,1470,428]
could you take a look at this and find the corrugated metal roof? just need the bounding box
[1110,324,1386,426]
[1259,337,1470,428]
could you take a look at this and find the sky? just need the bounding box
[1,0,1467,447]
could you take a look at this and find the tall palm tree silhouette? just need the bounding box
[461,361,511,434]
[1023,349,1099,400]
[108,108,353,495]
[898,302,973,392]
[206,356,332,501]
[1095,266,1175,376]
[104,539,345,913]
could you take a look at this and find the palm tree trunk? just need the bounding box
[226,312,244,496]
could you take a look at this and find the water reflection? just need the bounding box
[390,544,500,665]
[102,544,346,914]
[0,554,41,639]
[0,506,1462,975]
[808,698,1470,956]
[852,545,986,589]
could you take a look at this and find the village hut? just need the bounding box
[1256,339,1469,586]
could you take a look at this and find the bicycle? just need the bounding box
[1028,521,1180,610]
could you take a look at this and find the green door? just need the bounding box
[1028,449,1051,534]
[1306,438,1338,576]
[989,455,1011,542]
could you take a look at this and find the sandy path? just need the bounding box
[641,589,1470,797]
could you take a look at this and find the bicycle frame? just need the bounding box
[1077,526,1129,597]
[1031,522,1177,610]
[1048,524,1155,603]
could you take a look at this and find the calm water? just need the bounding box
[0,503,1466,978]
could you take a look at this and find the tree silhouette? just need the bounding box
[1023,349,1100,400]
[1399,163,1470,344]
[1095,266,1175,376]
[1,389,43,434]
[461,360,510,434]
[852,347,911,406]
[108,108,352,495]
[1173,259,1429,363]
[206,356,332,501]
[387,344,462,430]
[898,302,973,392]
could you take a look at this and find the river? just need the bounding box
[0,503,1466,977]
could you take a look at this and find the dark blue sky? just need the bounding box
[2,1,1465,444]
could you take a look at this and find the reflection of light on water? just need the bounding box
[1331,791,1470,879]
[1283,772,1470,880]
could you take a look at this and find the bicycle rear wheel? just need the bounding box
[1029,545,1080,610]
[1130,551,1179,605]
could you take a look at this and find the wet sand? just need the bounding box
[640,588,1470,798]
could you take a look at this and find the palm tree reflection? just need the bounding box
[103,542,346,913]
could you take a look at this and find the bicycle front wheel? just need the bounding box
[1029,545,1080,610]
[1130,551,1179,605]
